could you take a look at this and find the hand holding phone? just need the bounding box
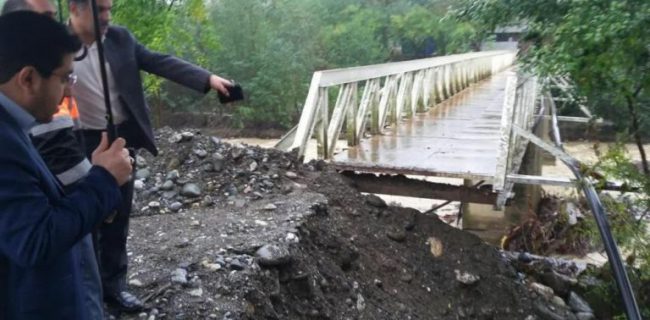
[218,82,244,104]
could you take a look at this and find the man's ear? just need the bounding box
[16,67,40,95]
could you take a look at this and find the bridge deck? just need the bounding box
[332,70,510,181]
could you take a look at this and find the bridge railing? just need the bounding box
[275,50,517,158]
[494,73,540,207]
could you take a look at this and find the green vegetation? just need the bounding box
[93,0,478,128]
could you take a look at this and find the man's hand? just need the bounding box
[91,132,132,186]
[209,75,233,96]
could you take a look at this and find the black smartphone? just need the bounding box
[218,82,244,104]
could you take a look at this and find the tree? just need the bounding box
[457,0,650,173]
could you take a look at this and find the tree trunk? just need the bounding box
[626,96,649,175]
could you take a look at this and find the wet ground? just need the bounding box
[112,128,593,319]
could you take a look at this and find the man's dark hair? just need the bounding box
[1,0,30,15]
[0,11,81,84]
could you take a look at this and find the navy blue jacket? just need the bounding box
[0,103,122,319]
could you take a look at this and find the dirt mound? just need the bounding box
[119,128,573,319]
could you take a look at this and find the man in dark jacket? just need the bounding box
[1,1,105,318]
[0,11,132,319]
[68,0,234,312]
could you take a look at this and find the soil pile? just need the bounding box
[119,127,576,319]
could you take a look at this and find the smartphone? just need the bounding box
[218,82,244,104]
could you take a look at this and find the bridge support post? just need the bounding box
[463,117,548,245]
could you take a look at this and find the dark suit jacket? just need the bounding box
[0,104,122,319]
[102,25,212,156]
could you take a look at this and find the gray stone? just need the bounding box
[263,203,277,211]
[166,170,180,181]
[194,149,208,158]
[188,288,203,297]
[551,296,566,308]
[231,148,243,160]
[168,134,182,144]
[531,282,555,300]
[136,169,151,180]
[541,270,575,297]
[365,194,387,208]
[249,161,258,172]
[162,191,178,199]
[255,244,292,267]
[285,171,298,179]
[169,202,183,212]
[387,230,406,242]
[534,302,565,320]
[161,180,175,191]
[356,293,366,312]
[229,260,245,271]
[136,155,147,167]
[171,268,188,284]
[210,136,221,146]
[202,162,215,172]
[568,292,593,314]
[181,183,202,197]
[180,131,194,141]
[134,180,144,190]
[454,269,480,285]
[148,201,161,209]
[202,196,214,207]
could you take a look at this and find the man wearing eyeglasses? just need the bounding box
[2,1,106,319]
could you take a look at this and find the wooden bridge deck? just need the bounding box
[331,70,510,181]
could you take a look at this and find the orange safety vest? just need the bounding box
[55,96,80,121]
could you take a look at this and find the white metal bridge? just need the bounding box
[275,51,554,208]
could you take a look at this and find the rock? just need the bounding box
[551,295,566,308]
[201,196,214,207]
[254,220,268,226]
[575,312,595,320]
[202,162,215,172]
[168,134,182,144]
[166,170,180,181]
[263,203,277,211]
[454,269,480,285]
[134,180,144,190]
[161,180,175,191]
[541,270,576,298]
[531,282,555,300]
[285,171,298,179]
[285,232,299,243]
[387,229,406,242]
[188,288,203,297]
[136,169,151,180]
[427,237,444,258]
[181,183,202,197]
[229,260,246,271]
[210,136,221,146]
[129,279,144,287]
[194,149,208,158]
[249,161,258,172]
[166,158,181,170]
[169,202,183,212]
[243,186,253,194]
[256,244,292,267]
[162,191,178,199]
[171,268,188,284]
[180,131,194,141]
[568,292,593,313]
[356,293,366,312]
[231,148,243,160]
[135,155,147,167]
[534,302,565,320]
[518,252,533,263]
[365,194,387,208]
[148,201,160,209]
